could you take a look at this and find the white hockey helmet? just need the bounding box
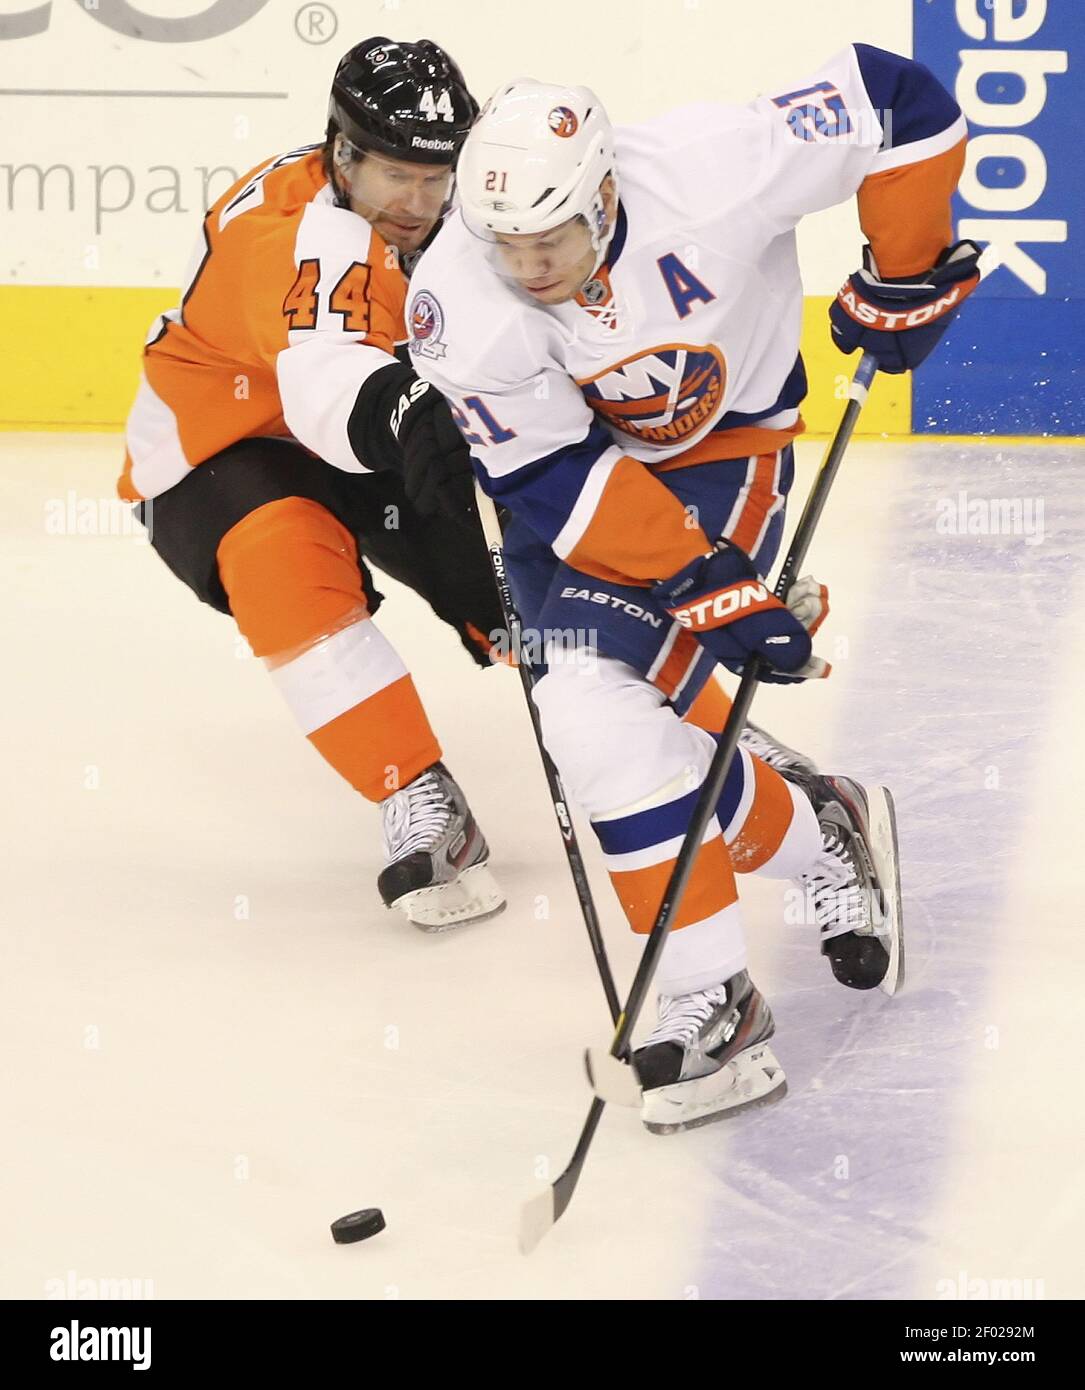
[457,79,616,260]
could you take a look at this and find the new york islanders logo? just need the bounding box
[547,106,578,137]
[578,344,727,445]
[408,290,447,359]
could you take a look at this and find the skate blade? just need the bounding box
[584,1048,642,1107]
[865,786,905,996]
[642,1044,787,1135]
[394,863,507,932]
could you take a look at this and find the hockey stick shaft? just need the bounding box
[475,487,622,1025]
[522,353,878,1249]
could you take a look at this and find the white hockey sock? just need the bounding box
[656,903,748,997]
[749,780,823,879]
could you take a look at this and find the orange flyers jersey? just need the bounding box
[119,146,407,503]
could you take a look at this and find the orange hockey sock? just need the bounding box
[217,497,441,801]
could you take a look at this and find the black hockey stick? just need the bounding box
[475,488,622,1026]
[519,351,880,1254]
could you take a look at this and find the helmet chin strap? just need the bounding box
[331,133,357,209]
[582,174,619,286]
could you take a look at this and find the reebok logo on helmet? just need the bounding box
[411,135,455,151]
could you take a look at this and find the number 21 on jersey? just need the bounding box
[452,396,518,447]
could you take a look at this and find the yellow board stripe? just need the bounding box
[2,286,906,434]
[800,433,1085,446]
[1,285,176,429]
[799,295,909,435]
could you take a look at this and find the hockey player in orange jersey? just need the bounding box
[118,39,509,930]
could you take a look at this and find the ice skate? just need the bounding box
[632,970,786,1134]
[794,773,904,994]
[739,721,819,777]
[378,762,505,931]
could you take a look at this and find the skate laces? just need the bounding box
[738,724,815,776]
[645,984,729,1047]
[381,770,453,862]
[738,726,789,771]
[800,826,871,940]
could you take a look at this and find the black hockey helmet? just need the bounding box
[327,37,478,167]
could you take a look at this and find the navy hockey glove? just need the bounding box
[830,239,982,374]
[653,542,830,683]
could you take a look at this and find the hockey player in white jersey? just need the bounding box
[408,46,975,1130]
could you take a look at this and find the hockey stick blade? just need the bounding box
[519,1097,607,1253]
[584,1047,642,1107]
[519,1167,580,1255]
[519,1187,556,1256]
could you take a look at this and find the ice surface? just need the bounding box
[2,434,1082,1299]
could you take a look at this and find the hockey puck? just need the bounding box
[331,1208,385,1245]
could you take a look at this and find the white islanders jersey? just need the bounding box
[410,44,966,583]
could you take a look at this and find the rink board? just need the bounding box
[0,285,908,435]
[912,0,1083,435]
[1,0,1081,439]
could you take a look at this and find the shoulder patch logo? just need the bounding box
[547,106,579,138]
[408,290,447,359]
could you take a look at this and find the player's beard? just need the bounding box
[336,172,440,258]
[370,212,437,258]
